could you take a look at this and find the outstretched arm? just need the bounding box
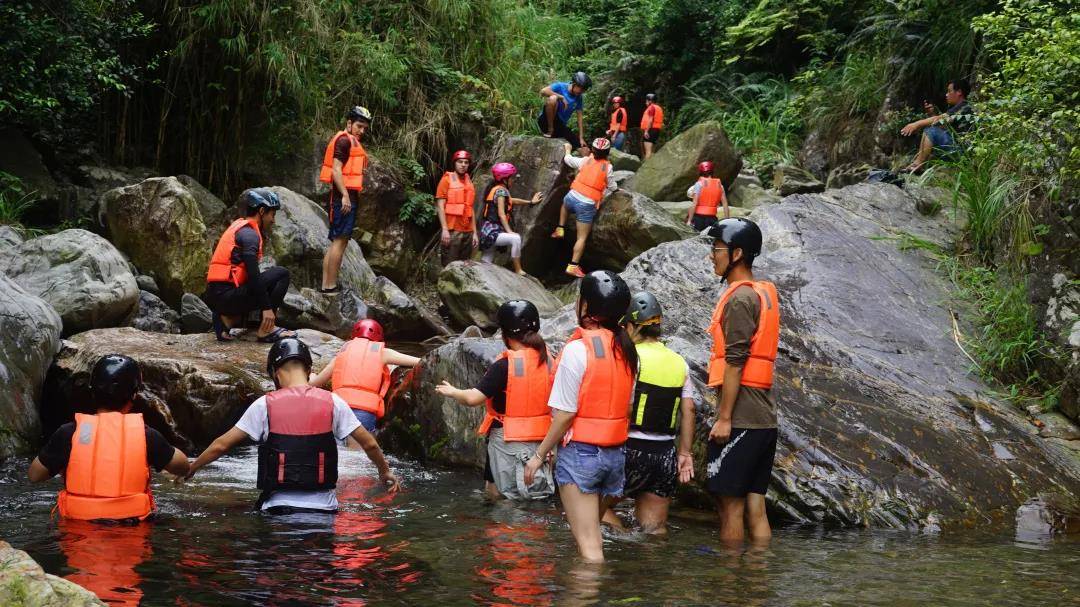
[187,426,249,479]
[348,425,399,492]
[310,357,336,388]
[27,458,52,483]
[383,347,421,368]
[435,381,487,407]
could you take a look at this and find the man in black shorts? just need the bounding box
[537,72,591,148]
[704,218,780,543]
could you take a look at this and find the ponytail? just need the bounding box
[519,331,549,366]
[597,316,637,377]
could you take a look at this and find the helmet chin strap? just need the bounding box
[720,248,734,284]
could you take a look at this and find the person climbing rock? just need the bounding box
[319,105,371,292]
[685,161,729,231]
[639,93,664,160]
[187,337,399,513]
[436,300,556,501]
[523,271,637,563]
[601,291,695,534]
[900,79,975,173]
[704,218,780,544]
[606,96,628,151]
[551,139,615,278]
[537,72,590,148]
[309,319,420,434]
[477,162,543,275]
[436,149,478,266]
[203,188,294,343]
[28,355,190,521]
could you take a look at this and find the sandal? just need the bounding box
[257,327,297,343]
[213,314,235,342]
[319,285,342,294]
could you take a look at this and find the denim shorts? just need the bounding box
[924,125,956,153]
[554,440,625,497]
[328,190,358,240]
[351,408,377,433]
[563,191,598,224]
[611,132,626,151]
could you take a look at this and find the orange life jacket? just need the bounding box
[609,107,628,133]
[206,218,263,287]
[570,158,610,204]
[694,177,725,216]
[332,338,391,417]
[442,171,476,222]
[57,412,153,521]
[707,280,781,388]
[477,349,554,441]
[319,131,367,191]
[640,104,664,130]
[559,328,634,446]
[481,184,512,224]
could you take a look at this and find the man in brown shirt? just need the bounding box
[704,218,780,544]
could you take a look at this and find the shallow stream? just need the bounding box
[1,447,1077,606]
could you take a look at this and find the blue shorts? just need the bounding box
[554,440,625,497]
[611,132,626,151]
[351,408,377,432]
[924,125,956,153]
[328,190,358,241]
[563,191,598,224]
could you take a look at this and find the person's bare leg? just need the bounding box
[484,481,504,501]
[512,256,524,273]
[321,237,348,290]
[220,314,242,329]
[907,132,934,171]
[718,496,746,544]
[560,484,605,562]
[634,492,671,535]
[553,204,570,238]
[745,492,771,542]
[544,97,558,135]
[601,496,627,532]
[643,141,653,160]
[571,221,592,264]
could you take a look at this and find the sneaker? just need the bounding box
[550,226,565,239]
[565,264,586,278]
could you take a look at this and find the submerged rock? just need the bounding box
[437,261,564,330]
[0,276,62,459]
[631,121,742,201]
[0,229,138,335]
[0,540,105,606]
[130,290,181,334]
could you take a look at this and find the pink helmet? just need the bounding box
[351,318,384,342]
[491,162,517,181]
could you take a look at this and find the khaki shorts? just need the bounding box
[487,427,554,501]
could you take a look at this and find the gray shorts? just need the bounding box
[487,427,555,501]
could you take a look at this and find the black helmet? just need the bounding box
[497,299,541,338]
[645,93,657,102]
[625,291,662,326]
[571,71,592,90]
[706,218,762,265]
[244,188,281,212]
[266,337,313,386]
[91,354,142,410]
[347,105,373,123]
[579,270,631,322]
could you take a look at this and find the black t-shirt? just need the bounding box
[333,134,352,164]
[37,421,176,477]
[476,358,509,426]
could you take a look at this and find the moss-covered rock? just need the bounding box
[436,261,563,330]
[631,121,742,202]
[0,540,105,606]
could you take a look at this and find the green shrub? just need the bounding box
[0,173,37,228]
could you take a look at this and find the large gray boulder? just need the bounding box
[578,189,695,271]
[278,280,449,341]
[43,328,344,451]
[0,229,138,335]
[773,163,826,196]
[130,290,181,334]
[0,276,62,459]
[437,261,564,330]
[0,540,105,606]
[631,121,742,201]
[177,174,231,234]
[351,157,427,287]
[609,149,641,172]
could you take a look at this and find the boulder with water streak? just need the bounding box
[631,121,742,201]
[437,261,564,330]
[351,157,427,287]
[609,148,641,172]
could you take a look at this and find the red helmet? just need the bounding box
[351,319,384,342]
[611,96,623,105]
[452,150,471,162]
[698,161,714,175]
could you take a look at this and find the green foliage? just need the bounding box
[793,52,889,134]
[400,191,438,228]
[0,173,37,227]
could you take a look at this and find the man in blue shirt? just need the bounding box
[538,72,591,148]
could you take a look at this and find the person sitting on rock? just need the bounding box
[203,188,294,343]
[435,300,556,501]
[601,291,695,535]
[551,138,615,279]
[309,319,420,434]
[187,337,399,513]
[640,93,664,160]
[606,95,628,151]
[436,149,478,266]
[685,161,729,232]
[28,355,190,521]
[900,79,975,173]
[478,162,543,275]
[320,106,371,293]
[538,72,590,148]
[705,218,780,544]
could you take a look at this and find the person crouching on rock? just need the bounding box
[685,161,729,232]
[523,271,637,562]
[478,163,543,275]
[204,188,294,343]
[28,355,190,522]
[186,337,399,513]
[309,319,420,435]
[436,300,556,501]
[319,105,371,293]
[551,138,615,279]
[436,149,478,266]
[601,291,696,535]
[705,218,780,544]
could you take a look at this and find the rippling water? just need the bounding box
[1,447,1077,606]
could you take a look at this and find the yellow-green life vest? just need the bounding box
[631,341,687,435]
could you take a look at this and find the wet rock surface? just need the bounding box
[631,121,742,201]
[0,540,105,606]
[351,157,427,287]
[437,261,564,330]
[608,149,641,172]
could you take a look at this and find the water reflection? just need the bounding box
[473,505,557,606]
[59,519,151,606]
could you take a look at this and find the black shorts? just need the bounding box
[691,213,718,232]
[706,428,777,497]
[536,114,579,146]
[623,438,678,499]
[328,189,359,240]
[644,128,661,143]
[483,438,495,483]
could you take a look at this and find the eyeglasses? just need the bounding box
[711,245,729,253]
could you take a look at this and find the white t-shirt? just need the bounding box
[563,155,615,201]
[629,361,697,442]
[549,339,638,446]
[235,392,361,511]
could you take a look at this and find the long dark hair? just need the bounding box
[504,330,549,366]
[594,315,637,378]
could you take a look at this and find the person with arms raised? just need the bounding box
[551,138,615,279]
[477,162,543,275]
